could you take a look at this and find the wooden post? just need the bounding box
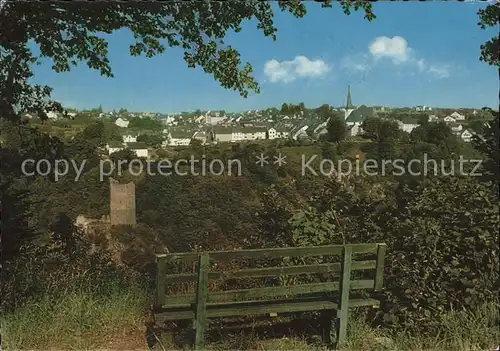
[194,253,210,350]
[336,245,352,347]
[374,243,387,292]
[155,255,166,309]
[320,309,335,346]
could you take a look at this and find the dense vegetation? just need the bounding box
[2,114,499,342]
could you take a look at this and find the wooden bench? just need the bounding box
[153,243,387,350]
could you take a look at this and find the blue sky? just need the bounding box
[31,2,498,113]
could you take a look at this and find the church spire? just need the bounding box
[346,85,353,109]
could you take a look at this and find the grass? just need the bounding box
[5,295,496,350]
[0,283,149,350]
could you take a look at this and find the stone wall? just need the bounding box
[109,178,136,226]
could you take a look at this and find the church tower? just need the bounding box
[344,85,355,120]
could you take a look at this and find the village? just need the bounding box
[23,86,494,160]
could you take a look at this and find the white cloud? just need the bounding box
[341,54,371,73]
[369,36,410,63]
[263,56,330,83]
[342,36,453,79]
[428,65,450,79]
[416,59,426,72]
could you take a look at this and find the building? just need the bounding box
[122,134,137,143]
[398,116,420,133]
[346,105,377,136]
[46,111,59,119]
[193,131,208,144]
[460,129,474,143]
[428,114,439,122]
[448,111,466,121]
[311,121,328,138]
[267,127,290,139]
[443,116,456,123]
[212,126,233,143]
[107,141,125,155]
[109,178,136,226]
[126,142,149,158]
[414,105,432,112]
[205,110,227,125]
[232,127,267,142]
[450,123,464,133]
[115,118,129,128]
[212,126,267,143]
[167,131,193,146]
[342,85,355,120]
[291,125,309,140]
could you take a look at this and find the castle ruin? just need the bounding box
[109,178,136,227]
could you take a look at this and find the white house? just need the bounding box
[115,118,129,128]
[106,142,125,155]
[195,115,205,124]
[460,129,474,143]
[122,134,137,143]
[313,121,328,135]
[449,111,466,121]
[291,125,309,140]
[193,131,208,144]
[450,124,464,133]
[127,142,149,158]
[47,111,59,119]
[232,127,267,142]
[166,131,193,146]
[212,127,233,143]
[443,116,456,123]
[397,117,420,133]
[267,127,290,140]
[428,114,439,122]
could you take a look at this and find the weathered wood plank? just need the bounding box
[164,260,377,283]
[155,243,380,263]
[194,253,209,350]
[158,297,339,321]
[163,280,374,306]
[154,298,381,321]
[336,246,352,346]
[155,255,167,308]
[374,244,387,292]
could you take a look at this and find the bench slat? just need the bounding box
[154,298,381,321]
[156,243,380,263]
[163,279,374,306]
[165,260,377,283]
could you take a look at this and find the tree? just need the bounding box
[0,1,375,122]
[361,117,400,143]
[281,103,289,114]
[468,119,486,134]
[472,109,499,191]
[325,114,347,143]
[137,134,163,147]
[477,3,500,66]
[315,104,334,120]
[82,121,107,147]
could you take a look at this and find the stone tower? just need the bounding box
[109,178,136,226]
[344,85,355,120]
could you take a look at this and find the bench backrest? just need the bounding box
[154,243,387,309]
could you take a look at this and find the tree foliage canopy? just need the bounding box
[0,0,374,121]
[477,2,500,66]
